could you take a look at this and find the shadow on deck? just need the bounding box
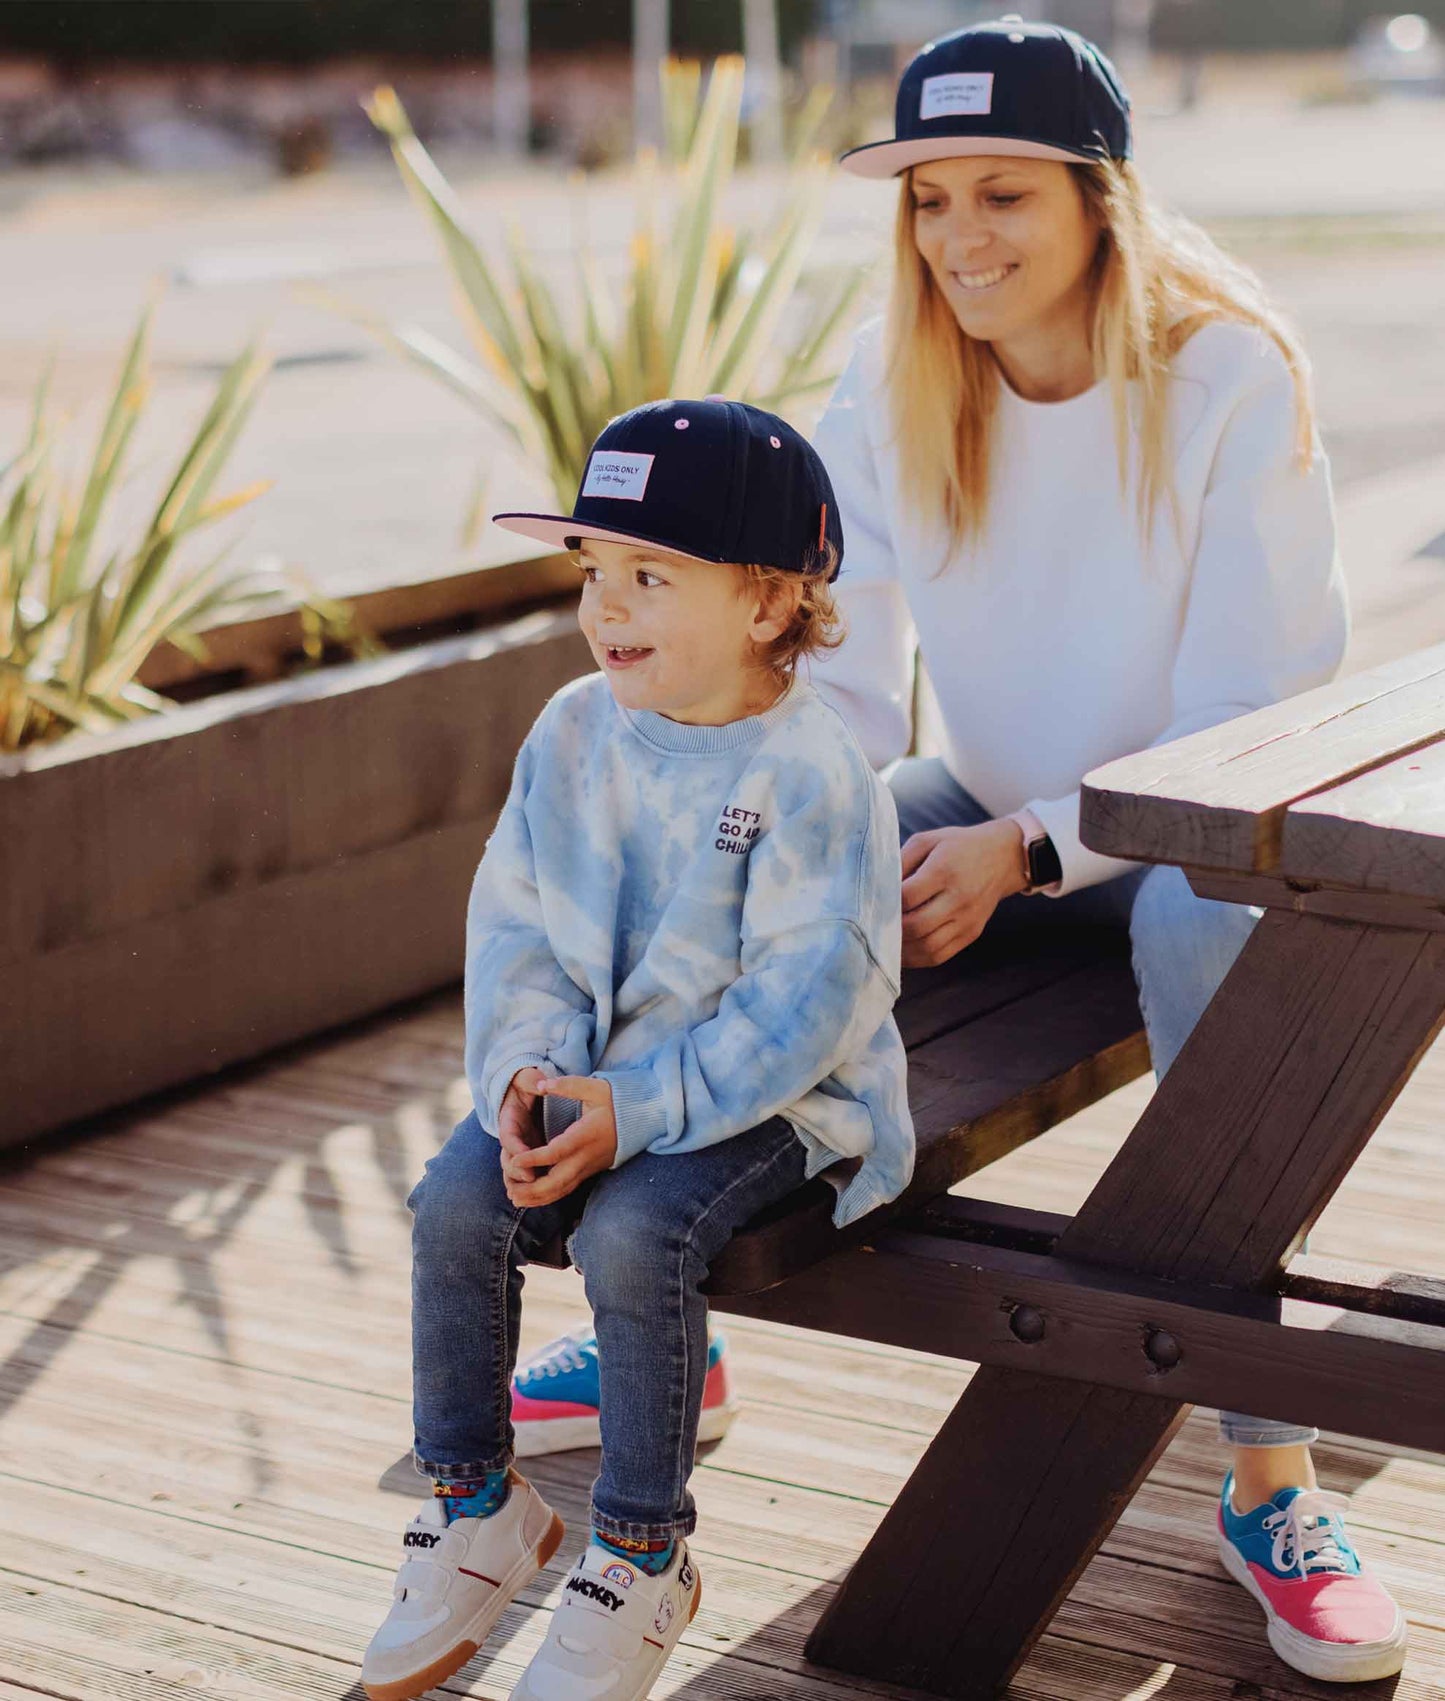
[0,988,1439,1699]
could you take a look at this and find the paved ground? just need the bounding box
[1,64,1444,617]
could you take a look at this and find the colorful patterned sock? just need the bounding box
[595,1530,676,1576]
[433,1468,510,1524]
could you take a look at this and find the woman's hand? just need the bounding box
[501,1075,618,1209]
[900,819,1028,967]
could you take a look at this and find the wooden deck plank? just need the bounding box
[2,989,1444,1699]
[0,1449,1434,1701]
[2,1417,1442,1701]
[25,1464,1425,1701]
[0,1570,893,1701]
[3,1273,1439,1582]
[0,1568,1291,1701]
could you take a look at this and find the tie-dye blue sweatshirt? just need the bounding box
[464,670,915,1227]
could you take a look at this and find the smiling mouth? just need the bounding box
[950,263,1018,292]
[604,644,653,668]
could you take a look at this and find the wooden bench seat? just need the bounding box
[706,924,1148,1297]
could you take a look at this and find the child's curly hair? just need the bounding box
[740,542,845,691]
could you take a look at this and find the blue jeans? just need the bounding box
[889,758,1318,1451]
[409,1108,808,1541]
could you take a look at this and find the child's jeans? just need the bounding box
[409,1107,809,1543]
[889,756,1320,1453]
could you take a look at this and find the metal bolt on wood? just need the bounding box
[1008,1304,1046,1343]
[1144,1328,1182,1371]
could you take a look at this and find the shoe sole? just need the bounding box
[1215,1529,1407,1683]
[363,1509,566,1701]
[513,1402,736,1459]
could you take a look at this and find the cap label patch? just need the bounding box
[920,72,994,120]
[582,451,654,501]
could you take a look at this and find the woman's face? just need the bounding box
[909,155,1100,348]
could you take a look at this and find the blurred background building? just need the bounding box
[3,2,1445,170]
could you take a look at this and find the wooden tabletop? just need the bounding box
[1080,642,1445,896]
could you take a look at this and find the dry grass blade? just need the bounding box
[53,304,153,609]
[355,59,871,511]
[365,86,532,384]
[103,341,272,675]
[0,305,320,754]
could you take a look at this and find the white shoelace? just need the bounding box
[518,1331,591,1383]
[1263,1490,1354,1577]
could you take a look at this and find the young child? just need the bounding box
[361,398,916,1701]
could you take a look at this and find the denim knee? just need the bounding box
[408,1110,514,1254]
[570,1189,682,1302]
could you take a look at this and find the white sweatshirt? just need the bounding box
[806,317,1348,893]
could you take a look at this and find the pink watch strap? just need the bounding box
[1006,805,1048,845]
[1004,805,1062,896]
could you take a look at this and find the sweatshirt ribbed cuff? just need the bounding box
[483,1053,553,1134]
[598,1069,669,1165]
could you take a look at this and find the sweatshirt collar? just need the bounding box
[620,680,811,754]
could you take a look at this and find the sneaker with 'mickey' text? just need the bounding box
[362,1470,564,1701]
[510,1538,701,1701]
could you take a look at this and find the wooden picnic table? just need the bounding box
[714,641,1445,1698]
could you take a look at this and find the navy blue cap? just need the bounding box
[840,14,1131,179]
[493,398,843,580]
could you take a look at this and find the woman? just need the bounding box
[805,14,1406,1686]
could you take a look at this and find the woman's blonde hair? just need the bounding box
[886,157,1316,553]
[739,545,844,690]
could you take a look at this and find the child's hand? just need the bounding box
[497,1067,548,1160]
[501,1076,618,1209]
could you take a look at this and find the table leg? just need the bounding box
[804,1369,1184,1696]
[808,913,1445,1697]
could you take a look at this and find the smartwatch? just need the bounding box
[1006,807,1063,896]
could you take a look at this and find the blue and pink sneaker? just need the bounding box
[1216,1473,1407,1682]
[510,1328,737,1457]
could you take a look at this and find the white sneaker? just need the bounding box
[510,1539,701,1701]
[362,1470,565,1701]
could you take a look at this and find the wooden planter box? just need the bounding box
[1,603,591,1148]
[135,548,582,695]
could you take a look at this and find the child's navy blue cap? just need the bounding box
[840,14,1131,179]
[492,398,843,581]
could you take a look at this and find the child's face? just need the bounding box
[576,538,794,725]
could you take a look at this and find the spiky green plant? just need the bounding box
[0,304,288,753]
[356,57,869,510]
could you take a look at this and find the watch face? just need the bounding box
[1028,834,1063,889]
